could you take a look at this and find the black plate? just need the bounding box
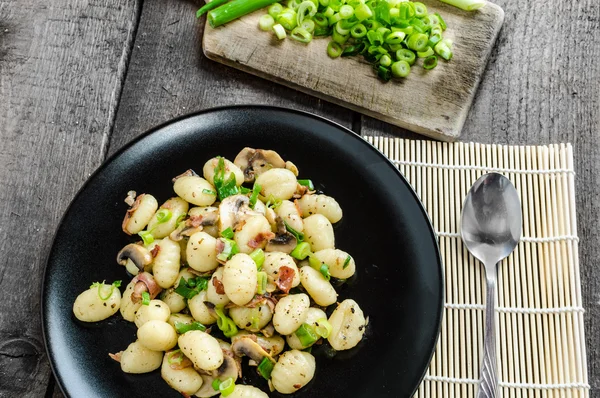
[42,105,443,398]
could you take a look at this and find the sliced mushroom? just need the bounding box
[261,323,275,338]
[285,161,299,176]
[194,375,221,397]
[171,169,198,182]
[231,336,275,364]
[218,194,261,232]
[169,223,202,241]
[116,244,153,272]
[234,148,286,183]
[211,350,240,380]
[265,216,297,253]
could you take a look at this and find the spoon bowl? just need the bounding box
[461,172,522,398]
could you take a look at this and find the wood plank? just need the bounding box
[109,0,354,156]
[362,0,600,393]
[202,0,503,141]
[0,0,140,396]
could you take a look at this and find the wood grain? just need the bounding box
[203,0,503,141]
[362,0,600,393]
[108,0,354,156]
[0,0,139,396]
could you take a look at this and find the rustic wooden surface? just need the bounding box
[0,0,598,396]
[203,0,504,141]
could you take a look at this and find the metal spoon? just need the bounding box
[460,173,522,398]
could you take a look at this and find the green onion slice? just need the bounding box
[379,54,392,67]
[295,323,319,346]
[417,46,434,58]
[296,1,317,25]
[313,13,328,27]
[215,306,239,338]
[297,179,315,190]
[268,2,283,18]
[138,230,154,246]
[259,14,276,31]
[212,378,222,391]
[174,321,207,334]
[385,31,405,44]
[221,227,235,239]
[291,241,312,260]
[434,40,453,60]
[314,318,333,338]
[320,263,331,280]
[213,157,240,201]
[156,209,172,224]
[413,2,427,17]
[291,27,313,43]
[350,23,367,38]
[435,13,447,30]
[396,48,416,65]
[301,19,315,33]
[258,357,275,379]
[284,221,304,242]
[391,60,411,78]
[339,4,354,19]
[423,55,438,69]
[288,0,303,9]
[219,378,235,397]
[407,32,428,51]
[250,248,265,269]
[217,238,240,262]
[141,291,151,305]
[273,23,286,39]
[257,271,268,294]
[343,255,352,269]
[167,349,184,365]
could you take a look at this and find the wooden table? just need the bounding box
[1,0,598,396]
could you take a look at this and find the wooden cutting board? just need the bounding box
[203,0,504,141]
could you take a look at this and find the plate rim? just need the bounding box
[40,104,444,398]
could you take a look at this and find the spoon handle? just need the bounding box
[477,268,498,398]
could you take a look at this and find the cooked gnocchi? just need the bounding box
[72,148,368,396]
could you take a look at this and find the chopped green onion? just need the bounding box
[301,19,315,32]
[273,22,287,39]
[284,221,304,242]
[440,0,486,11]
[250,248,265,269]
[407,32,428,51]
[92,280,122,301]
[219,378,235,397]
[435,13,447,30]
[313,13,328,27]
[319,263,331,280]
[268,2,283,17]
[257,357,275,380]
[202,188,217,196]
[167,350,184,365]
[335,21,350,35]
[296,1,317,25]
[328,12,342,25]
[208,0,279,28]
[291,26,313,43]
[196,0,229,18]
[398,2,415,19]
[396,48,416,65]
[248,183,261,209]
[277,9,297,30]
[342,43,365,57]
[379,54,392,67]
[295,323,319,346]
[257,271,268,294]
[331,27,348,44]
[339,4,354,19]
[323,6,335,17]
[354,3,372,20]
[412,2,427,17]
[423,55,438,69]
[291,242,312,260]
[343,255,352,269]
[138,230,154,245]
[217,238,240,262]
[314,26,331,36]
[417,46,434,58]
[376,65,391,81]
[389,7,399,18]
[391,60,411,77]
[221,227,235,239]
[314,318,333,338]
[385,31,405,44]
[393,25,413,36]
[259,14,276,31]
[212,378,222,391]
[297,179,314,190]
[156,209,172,224]
[367,30,383,46]
[174,276,209,299]
[434,40,453,60]
[175,321,207,334]
[350,23,367,38]
[213,157,240,201]
[141,291,151,305]
[288,0,303,9]
[214,306,239,337]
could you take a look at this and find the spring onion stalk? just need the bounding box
[138,230,154,245]
[249,248,265,269]
[291,26,313,42]
[295,323,319,346]
[197,0,230,18]
[440,0,486,11]
[141,291,151,305]
[297,179,315,190]
[391,60,411,77]
[221,227,235,239]
[435,13,447,30]
[257,357,275,379]
[175,321,207,334]
[314,318,333,338]
[257,271,268,294]
[215,306,238,337]
[417,46,434,58]
[268,2,283,17]
[208,0,279,27]
[290,242,312,260]
[284,221,304,242]
[219,378,236,397]
[259,14,276,30]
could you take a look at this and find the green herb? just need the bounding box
[174,321,207,334]
[212,378,222,391]
[257,357,275,379]
[213,157,241,201]
[174,276,209,299]
[141,291,151,305]
[221,227,235,239]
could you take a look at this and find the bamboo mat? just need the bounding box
[364,137,590,398]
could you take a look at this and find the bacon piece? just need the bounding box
[108,351,122,363]
[212,275,226,295]
[275,266,295,294]
[188,215,204,228]
[131,272,162,303]
[244,295,267,308]
[248,231,276,249]
[150,245,160,257]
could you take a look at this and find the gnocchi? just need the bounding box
[74,148,368,396]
